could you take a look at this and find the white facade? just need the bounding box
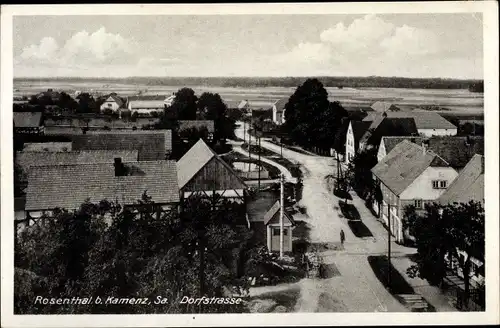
[418,128,457,137]
[272,106,285,125]
[400,166,458,202]
[377,140,387,162]
[345,122,356,164]
[164,95,175,107]
[100,96,121,112]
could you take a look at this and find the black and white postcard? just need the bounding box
[1,2,498,327]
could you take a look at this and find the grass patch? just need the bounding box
[367,255,415,295]
[221,151,280,179]
[266,140,314,156]
[271,157,302,179]
[241,143,276,157]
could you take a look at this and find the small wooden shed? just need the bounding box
[264,200,296,253]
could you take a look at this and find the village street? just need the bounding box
[234,122,455,312]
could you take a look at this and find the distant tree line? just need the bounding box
[15,76,484,90]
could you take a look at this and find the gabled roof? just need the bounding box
[128,95,165,101]
[178,120,215,133]
[438,154,484,205]
[372,140,450,196]
[238,100,249,109]
[363,111,456,130]
[14,112,43,128]
[177,139,245,190]
[273,98,288,112]
[44,117,161,130]
[371,101,400,113]
[350,121,372,149]
[26,160,179,211]
[359,117,418,148]
[16,150,139,171]
[263,201,295,226]
[104,94,124,107]
[380,136,484,169]
[49,130,172,161]
[128,100,165,109]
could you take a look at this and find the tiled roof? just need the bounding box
[363,111,456,130]
[128,100,165,109]
[273,98,288,112]
[372,140,450,196]
[371,101,400,112]
[44,117,161,130]
[359,117,419,147]
[48,130,172,161]
[178,120,215,133]
[438,154,484,204]
[263,201,295,226]
[16,150,139,171]
[127,95,166,101]
[14,112,43,127]
[26,160,179,211]
[381,136,484,169]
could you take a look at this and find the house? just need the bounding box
[358,116,419,152]
[177,139,247,204]
[13,112,44,135]
[178,120,215,141]
[345,120,372,164]
[272,98,288,125]
[263,201,296,253]
[44,116,161,131]
[127,95,166,116]
[24,159,180,222]
[330,118,350,159]
[15,150,139,173]
[377,136,484,170]
[47,130,173,161]
[438,154,485,289]
[99,94,125,112]
[164,94,176,107]
[371,140,458,242]
[238,100,250,113]
[370,101,400,113]
[363,111,457,137]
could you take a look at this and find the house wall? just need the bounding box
[377,141,387,162]
[100,100,120,111]
[400,166,458,202]
[345,123,356,164]
[418,128,457,137]
[267,224,293,253]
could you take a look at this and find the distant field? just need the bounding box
[14,79,484,113]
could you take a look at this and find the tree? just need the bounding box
[344,148,378,198]
[197,92,233,140]
[406,201,485,309]
[171,88,198,120]
[15,194,252,314]
[57,92,78,112]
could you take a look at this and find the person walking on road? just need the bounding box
[340,229,345,247]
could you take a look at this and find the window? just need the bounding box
[432,180,447,189]
[414,199,423,209]
[273,228,288,236]
[107,103,112,107]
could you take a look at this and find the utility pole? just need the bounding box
[280,136,283,158]
[387,202,392,290]
[279,173,285,259]
[248,110,253,170]
[258,132,261,191]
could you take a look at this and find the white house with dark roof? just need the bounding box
[127,95,166,115]
[23,160,180,223]
[363,111,457,137]
[371,140,458,242]
[345,120,372,164]
[272,98,288,125]
[100,94,125,112]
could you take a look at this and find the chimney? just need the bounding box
[114,158,124,176]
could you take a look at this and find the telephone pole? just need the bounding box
[279,173,285,259]
[258,132,261,191]
[387,203,392,290]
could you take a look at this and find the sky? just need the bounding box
[13,13,484,79]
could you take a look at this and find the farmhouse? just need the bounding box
[371,140,458,242]
[344,120,371,164]
[47,130,173,161]
[358,116,419,152]
[377,136,484,170]
[14,112,44,135]
[363,111,457,137]
[22,159,180,228]
[100,94,125,112]
[177,139,247,204]
[272,98,288,125]
[127,95,166,115]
